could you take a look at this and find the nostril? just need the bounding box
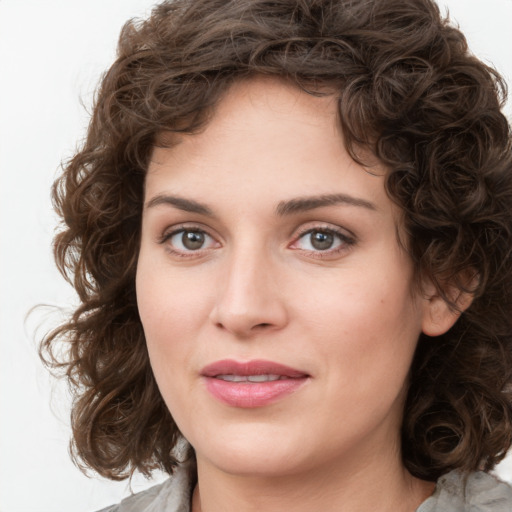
[213,321,272,334]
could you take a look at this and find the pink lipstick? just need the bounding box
[201,359,309,408]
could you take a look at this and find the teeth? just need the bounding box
[217,375,246,382]
[248,374,280,382]
[216,374,282,382]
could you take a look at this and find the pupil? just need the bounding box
[183,231,204,250]
[311,231,333,250]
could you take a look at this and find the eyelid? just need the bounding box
[158,222,216,241]
[158,223,222,256]
[292,221,356,242]
[289,222,356,257]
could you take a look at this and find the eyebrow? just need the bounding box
[145,194,214,216]
[276,193,377,216]
[145,192,377,217]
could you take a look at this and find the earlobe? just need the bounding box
[422,295,462,337]
[421,280,475,337]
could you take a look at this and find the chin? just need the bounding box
[190,424,313,477]
[205,449,306,478]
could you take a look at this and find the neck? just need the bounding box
[191,444,434,512]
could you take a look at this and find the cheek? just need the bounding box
[136,273,195,428]
[135,253,217,408]
[299,261,418,331]
[136,256,190,380]
[299,260,422,379]
[136,250,213,338]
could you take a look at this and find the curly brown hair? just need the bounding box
[41,0,512,482]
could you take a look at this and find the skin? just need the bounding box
[136,77,459,512]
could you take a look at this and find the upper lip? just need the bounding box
[201,359,309,378]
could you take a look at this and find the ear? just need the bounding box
[421,276,476,337]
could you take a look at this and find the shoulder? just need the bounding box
[417,470,512,512]
[95,461,194,512]
[96,480,171,512]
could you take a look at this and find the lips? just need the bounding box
[201,359,310,408]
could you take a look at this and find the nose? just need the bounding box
[209,245,288,338]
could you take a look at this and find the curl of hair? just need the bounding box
[41,0,512,481]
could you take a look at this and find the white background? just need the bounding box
[1,1,511,511]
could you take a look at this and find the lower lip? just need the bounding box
[204,377,308,408]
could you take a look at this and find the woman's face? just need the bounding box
[137,78,435,478]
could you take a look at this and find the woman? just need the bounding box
[41,0,512,510]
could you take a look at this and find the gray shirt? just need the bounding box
[98,464,512,512]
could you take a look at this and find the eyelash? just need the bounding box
[290,226,356,259]
[158,224,356,259]
[158,224,218,259]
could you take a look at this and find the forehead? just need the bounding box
[146,77,391,218]
[152,77,343,168]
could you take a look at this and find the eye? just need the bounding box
[300,230,340,251]
[161,228,218,253]
[291,227,355,256]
